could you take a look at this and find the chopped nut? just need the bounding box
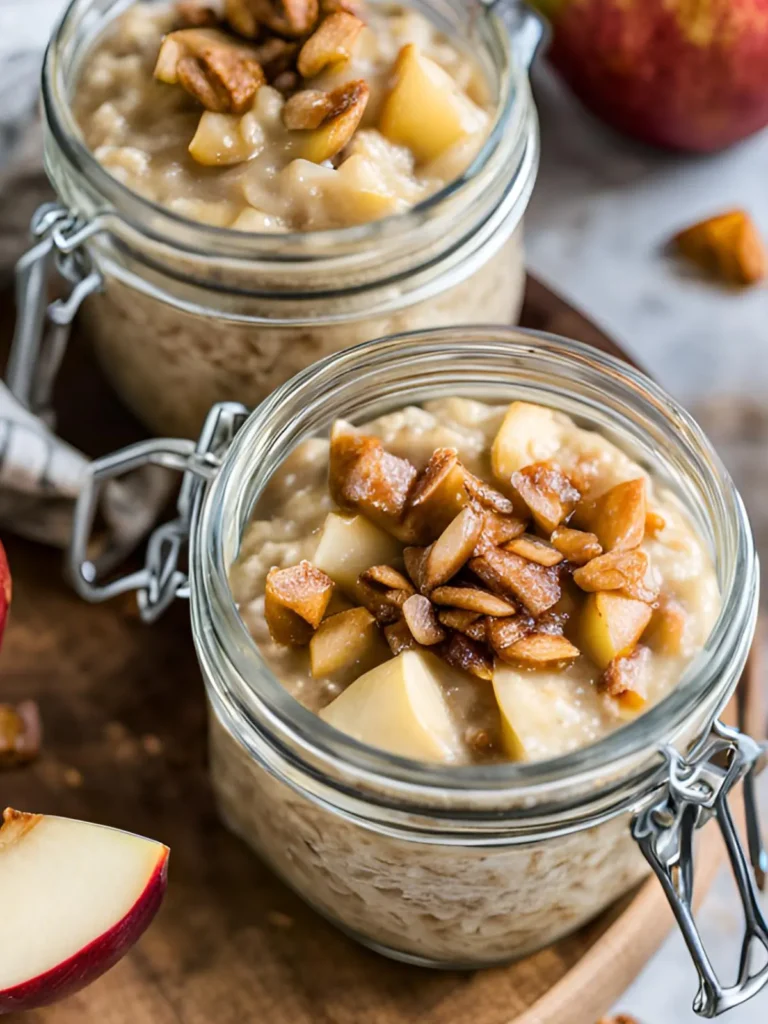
[421,506,484,591]
[283,89,335,129]
[402,594,446,645]
[356,576,408,624]
[463,473,518,516]
[156,29,266,114]
[511,461,580,534]
[500,633,580,666]
[440,633,493,681]
[550,526,602,565]
[294,80,370,162]
[176,0,220,27]
[535,609,568,635]
[360,564,413,593]
[572,549,649,594]
[473,512,528,555]
[430,585,517,617]
[329,424,417,536]
[224,0,260,36]
[320,0,364,15]
[0,702,41,768]
[600,645,650,707]
[470,548,561,616]
[403,546,428,591]
[506,534,563,567]
[487,615,533,657]
[591,479,646,553]
[383,618,417,655]
[674,209,768,287]
[309,606,379,676]
[437,608,487,642]
[404,448,470,542]
[297,12,364,78]
[645,510,666,538]
[265,561,334,645]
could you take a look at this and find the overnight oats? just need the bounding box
[25,0,538,435]
[67,329,759,974]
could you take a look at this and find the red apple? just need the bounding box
[0,540,11,651]
[0,808,169,1013]
[533,0,768,152]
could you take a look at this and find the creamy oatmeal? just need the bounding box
[230,397,719,764]
[74,0,491,231]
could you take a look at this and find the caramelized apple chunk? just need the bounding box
[600,646,650,710]
[491,401,562,484]
[437,609,487,642]
[510,461,580,534]
[469,548,561,617]
[155,29,265,114]
[404,448,470,542]
[265,561,334,645]
[383,618,418,655]
[329,422,417,536]
[487,615,534,659]
[357,565,415,623]
[440,632,493,681]
[590,479,646,553]
[294,80,370,163]
[572,549,649,593]
[579,592,652,671]
[297,11,364,78]
[309,606,383,678]
[550,526,602,565]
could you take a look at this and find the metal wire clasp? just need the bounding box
[8,202,106,418]
[632,720,768,1017]
[68,402,248,623]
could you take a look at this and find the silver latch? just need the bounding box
[68,401,248,622]
[633,719,768,1017]
[7,202,105,419]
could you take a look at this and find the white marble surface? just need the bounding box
[527,62,768,1024]
[2,4,768,1020]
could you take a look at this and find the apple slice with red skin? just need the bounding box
[0,808,169,1014]
[0,539,12,651]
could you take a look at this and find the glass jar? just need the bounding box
[7,0,539,438]
[67,328,767,1016]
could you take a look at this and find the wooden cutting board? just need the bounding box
[0,277,762,1024]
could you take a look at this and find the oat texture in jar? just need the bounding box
[74,0,492,231]
[230,397,720,764]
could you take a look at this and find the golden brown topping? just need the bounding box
[224,0,260,36]
[265,561,334,645]
[156,29,266,114]
[600,645,650,709]
[309,606,377,677]
[510,461,580,534]
[470,548,561,617]
[591,479,646,553]
[505,534,563,567]
[329,424,417,534]
[645,595,688,656]
[356,569,412,624]
[176,0,220,28]
[437,609,487,642]
[283,89,336,129]
[0,702,41,768]
[360,564,414,592]
[421,506,484,591]
[297,12,364,78]
[430,585,517,617]
[405,448,470,542]
[550,526,602,565]
[674,209,768,287]
[579,592,653,671]
[440,633,493,681]
[572,549,649,594]
[383,618,418,655]
[295,80,370,162]
[500,633,580,666]
[243,0,320,36]
[463,473,518,516]
[402,594,446,646]
[252,36,300,78]
[474,512,528,552]
[403,546,428,591]
[487,615,533,658]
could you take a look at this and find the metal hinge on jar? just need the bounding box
[8,202,106,419]
[633,720,768,1017]
[68,401,247,622]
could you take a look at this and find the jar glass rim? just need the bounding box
[42,0,527,256]
[191,327,758,803]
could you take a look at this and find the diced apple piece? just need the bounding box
[313,512,403,597]
[645,596,689,656]
[600,645,650,710]
[320,650,462,762]
[189,111,261,166]
[511,461,580,534]
[0,808,168,1013]
[572,549,649,593]
[327,155,403,224]
[493,661,604,761]
[550,526,602,565]
[264,562,334,646]
[297,80,369,163]
[491,401,563,486]
[309,606,386,679]
[591,479,647,553]
[404,447,470,542]
[379,44,486,164]
[579,592,652,671]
